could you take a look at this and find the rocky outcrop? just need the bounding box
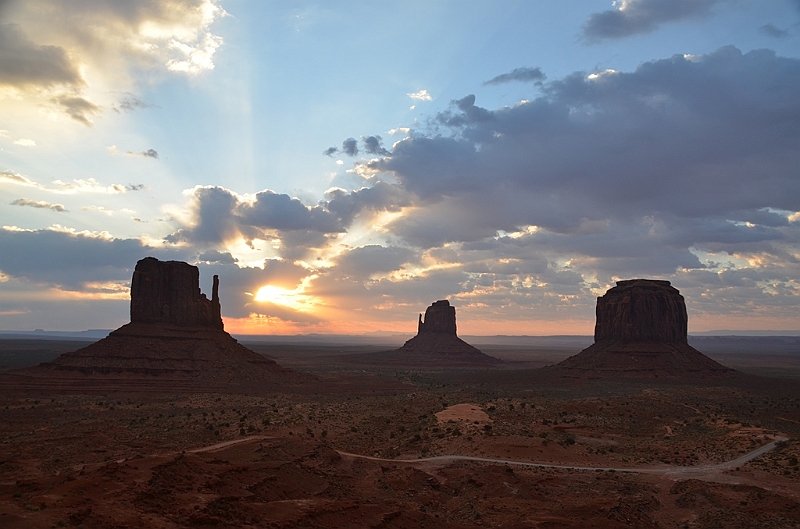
[418,300,457,335]
[557,279,731,378]
[594,279,687,344]
[377,300,500,366]
[130,257,223,329]
[4,257,311,393]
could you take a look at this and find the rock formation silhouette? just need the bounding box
[130,257,223,329]
[417,300,458,335]
[557,279,731,377]
[5,257,309,393]
[383,300,500,366]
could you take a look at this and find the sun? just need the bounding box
[253,283,319,312]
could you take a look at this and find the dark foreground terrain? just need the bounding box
[1,337,800,528]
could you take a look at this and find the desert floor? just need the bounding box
[1,338,799,528]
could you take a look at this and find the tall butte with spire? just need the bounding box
[383,300,500,366]
[4,257,308,393]
[556,279,731,377]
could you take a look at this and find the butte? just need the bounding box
[2,257,309,393]
[375,300,500,366]
[555,279,732,378]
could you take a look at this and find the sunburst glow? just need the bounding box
[254,279,320,312]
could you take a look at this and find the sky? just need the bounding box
[1,0,799,336]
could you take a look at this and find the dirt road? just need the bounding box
[337,436,789,478]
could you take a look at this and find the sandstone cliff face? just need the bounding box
[556,279,731,377]
[130,257,223,329]
[594,279,687,344]
[418,300,457,335]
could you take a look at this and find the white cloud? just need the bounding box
[82,205,114,216]
[107,145,159,158]
[0,0,227,124]
[12,138,35,147]
[11,198,66,212]
[407,89,432,101]
[1,170,146,195]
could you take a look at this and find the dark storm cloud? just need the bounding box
[0,23,83,88]
[362,135,391,156]
[583,0,726,42]
[378,47,800,227]
[342,137,359,156]
[484,67,546,86]
[355,46,800,295]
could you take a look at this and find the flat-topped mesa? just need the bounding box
[130,257,223,329]
[417,300,457,335]
[594,279,687,344]
[555,278,732,377]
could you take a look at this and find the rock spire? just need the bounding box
[381,300,500,366]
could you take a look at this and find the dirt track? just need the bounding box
[338,436,789,479]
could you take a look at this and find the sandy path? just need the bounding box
[187,435,273,453]
[337,437,789,478]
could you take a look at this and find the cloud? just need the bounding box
[198,250,237,264]
[240,190,342,232]
[115,92,159,112]
[107,145,159,158]
[345,46,800,313]
[167,186,344,257]
[1,171,147,195]
[1,0,226,124]
[81,205,113,216]
[50,178,146,195]
[407,89,432,101]
[341,137,359,156]
[0,170,36,186]
[0,23,83,89]
[760,23,789,39]
[0,226,188,290]
[325,182,411,226]
[52,95,101,126]
[484,67,546,86]
[333,245,417,278]
[12,138,35,147]
[583,0,727,42]
[11,198,67,212]
[362,135,391,156]
[327,136,392,158]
